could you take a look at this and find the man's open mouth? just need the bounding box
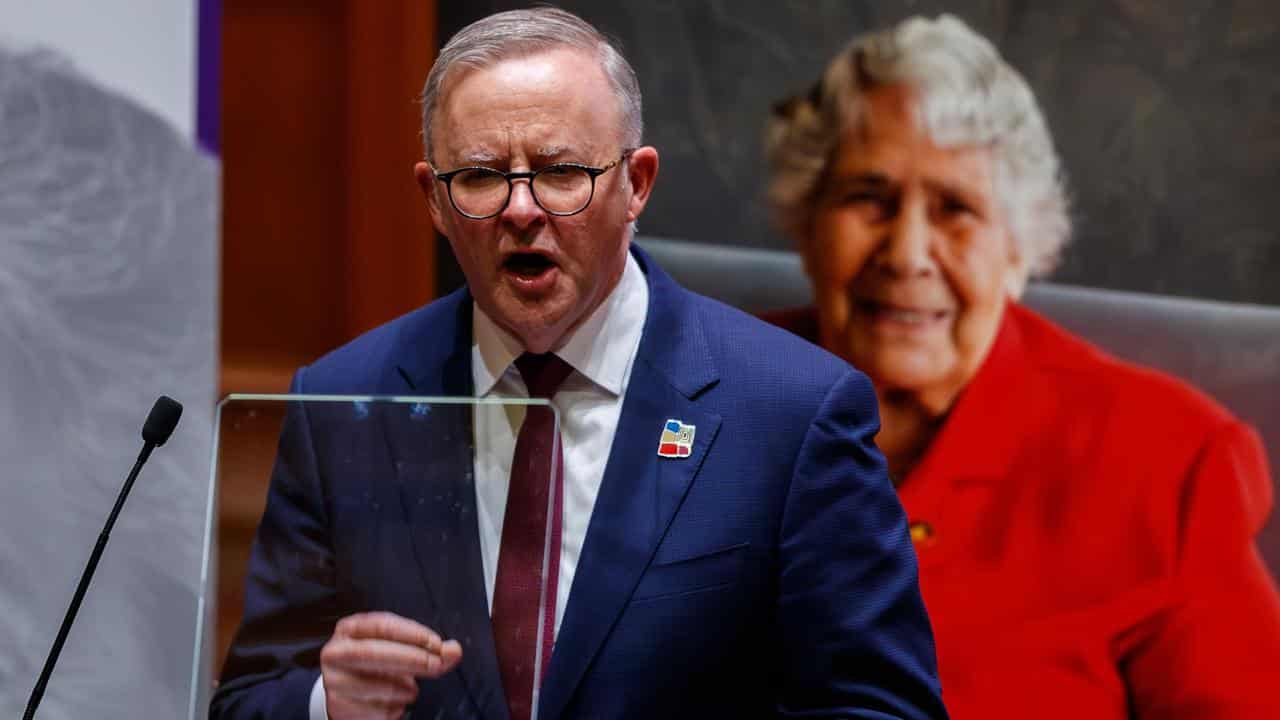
[503,251,557,278]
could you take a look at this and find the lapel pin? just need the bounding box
[657,419,695,458]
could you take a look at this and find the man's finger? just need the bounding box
[334,611,443,651]
[324,637,441,676]
[426,639,464,678]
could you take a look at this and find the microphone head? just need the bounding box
[142,395,183,447]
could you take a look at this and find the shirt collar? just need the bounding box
[472,251,648,397]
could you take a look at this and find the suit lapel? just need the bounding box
[388,291,510,720]
[538,247,722,719]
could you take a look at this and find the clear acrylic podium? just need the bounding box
[195,394,557,718]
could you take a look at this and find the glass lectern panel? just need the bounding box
[194,394,559,719]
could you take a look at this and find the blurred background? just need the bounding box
[2,1,1277,716]
[440,1,1280,306]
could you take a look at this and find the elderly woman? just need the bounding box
[764,14,1280,719]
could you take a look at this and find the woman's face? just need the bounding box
[803,85,1025,413]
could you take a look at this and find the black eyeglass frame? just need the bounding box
[432,149,635,220]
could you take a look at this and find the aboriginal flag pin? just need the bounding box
[656,419,695,458]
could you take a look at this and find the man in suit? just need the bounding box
[212,8,946,719]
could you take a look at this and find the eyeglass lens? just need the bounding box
[450,166,595,217]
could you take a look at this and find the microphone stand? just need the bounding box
[22,443,157,720]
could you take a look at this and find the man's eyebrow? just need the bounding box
[533,145,573,161]
[457,149,501,165]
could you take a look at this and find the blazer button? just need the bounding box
[909,521,936,547]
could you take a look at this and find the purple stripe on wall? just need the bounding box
[196,0,220,154]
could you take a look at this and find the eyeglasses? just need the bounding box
[432,151,633,220]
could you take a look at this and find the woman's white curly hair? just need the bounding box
[765,14,1070,278]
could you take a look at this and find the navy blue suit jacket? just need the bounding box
[211,247,946,719]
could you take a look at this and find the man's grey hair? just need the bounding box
[765,14,1070,278]
[421,7,643,160]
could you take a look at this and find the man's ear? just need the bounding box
[623,146,659,223]
[414,161,447,234]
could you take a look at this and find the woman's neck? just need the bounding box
[875,388,951,483]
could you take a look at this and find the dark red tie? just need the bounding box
[492,353,572,720]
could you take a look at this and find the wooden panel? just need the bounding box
[218,0,438,678]
[221,0,348,380]
[344,1,438,338]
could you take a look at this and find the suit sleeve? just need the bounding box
[776,369,949,719]
[210,369,338,719]
[1124,419,1280,718]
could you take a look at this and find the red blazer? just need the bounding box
[766,301,1280,719]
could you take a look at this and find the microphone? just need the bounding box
[23,396,184,720]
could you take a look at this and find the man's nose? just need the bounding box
[873,199,935,278]
[501,178,544,229]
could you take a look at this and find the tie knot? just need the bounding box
[514,353,573,399]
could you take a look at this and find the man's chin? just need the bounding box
[491,300,575,354]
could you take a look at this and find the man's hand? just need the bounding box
[320,611,463,719]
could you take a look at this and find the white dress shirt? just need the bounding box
[311,253,648,718]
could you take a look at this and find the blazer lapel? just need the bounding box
[388,291,510,720]
[538,247,722,719]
